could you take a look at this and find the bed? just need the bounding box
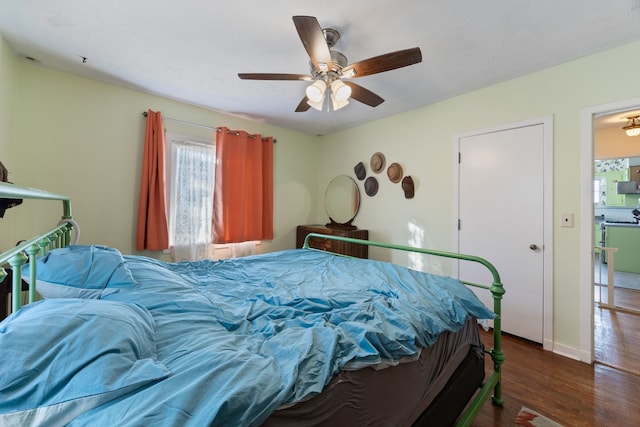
[0,182,505,427]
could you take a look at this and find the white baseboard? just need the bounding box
[551,341,590,363]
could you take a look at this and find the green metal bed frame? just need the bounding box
[0,182,503,426]
[303,233,505,427]
[0,182,76,313]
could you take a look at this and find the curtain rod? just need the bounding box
[142,111,276,142]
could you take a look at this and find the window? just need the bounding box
[594,177,602,205]
[166,133,216,261]
[164,132,261,261]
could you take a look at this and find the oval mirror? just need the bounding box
[325,175,360,228]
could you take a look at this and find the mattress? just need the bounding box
[265,316,483,426]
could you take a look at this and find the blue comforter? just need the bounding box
[0,246,494,426]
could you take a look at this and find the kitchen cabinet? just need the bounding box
[622,167,640,207]
[596,170,629,206]
[296,225,369,258]
[605,224,640,274]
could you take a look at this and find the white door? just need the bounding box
[457,123,546,343]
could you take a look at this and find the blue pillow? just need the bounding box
[24,245,137,299]
[0,299,170,425]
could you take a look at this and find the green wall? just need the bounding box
[0,35,17,246]
[318,40,640,357]
[0,35,13,161]
[5,31,640,359]
[0,34,321,256]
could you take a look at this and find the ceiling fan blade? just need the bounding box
[343,81,384,107]
[238,73,312,81]
[295,96,311,112]
[342,47,422,78]
[292,16,332,73]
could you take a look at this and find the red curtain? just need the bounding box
[213,127,274,243]
[136,110,169,250]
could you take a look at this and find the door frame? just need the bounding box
[452,116,554,350]
[580,97,640,363]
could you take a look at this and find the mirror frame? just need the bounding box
[324,175,360,229]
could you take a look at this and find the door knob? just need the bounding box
[530,244,539,250]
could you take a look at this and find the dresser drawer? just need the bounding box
[296,225,368,259]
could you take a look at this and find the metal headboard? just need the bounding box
[0,182,78,313]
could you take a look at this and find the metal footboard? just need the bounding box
[0,182,77,314]
[302,232,505,426]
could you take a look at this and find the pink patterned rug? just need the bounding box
[513,406,563,427]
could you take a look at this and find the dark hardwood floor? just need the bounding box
[594,298,640,376]
[594,283,640,313]
[470,289,640,426]
[594,284,640,377]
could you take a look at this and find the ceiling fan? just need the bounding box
[238,16,422,112]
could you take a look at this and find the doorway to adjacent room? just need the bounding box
[582,98,640,374]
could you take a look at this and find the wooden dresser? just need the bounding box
[296,225,369,259]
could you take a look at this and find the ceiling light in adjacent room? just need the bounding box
[623,115,640,136]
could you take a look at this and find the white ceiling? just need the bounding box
[2,1,640,136]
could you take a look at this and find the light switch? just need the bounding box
[561,213,574,228]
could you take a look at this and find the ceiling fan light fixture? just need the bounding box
[342,68,356,78]
[306,97,325,111]
[305,80,326,103]
[330,93,349,111]
[623,115,640,136]
[331,80,352,102]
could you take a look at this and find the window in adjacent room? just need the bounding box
[594,177,603,205]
